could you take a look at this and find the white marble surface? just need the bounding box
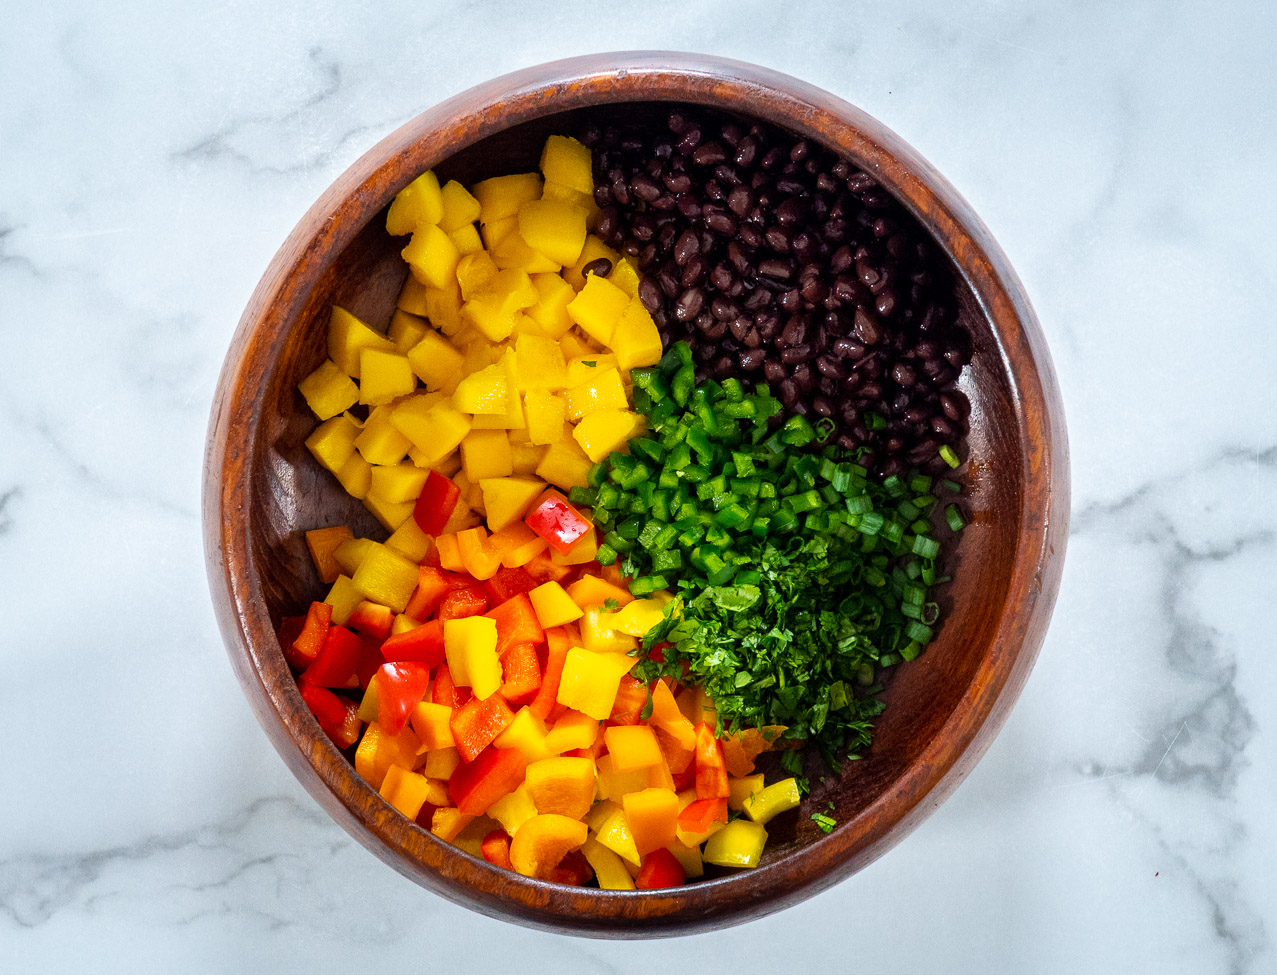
[3,1,1275,971]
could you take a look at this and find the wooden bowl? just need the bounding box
[204,52,1068,936]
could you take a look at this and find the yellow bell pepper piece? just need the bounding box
[391,614,420,637]
[494,707,551,762]
[602,725,662,772]
[355,723,382,784]
[363,721,419,789]
[386,169,442,235]
[593,806,641,866]
[355,405,411,467]
[621,788,679,857]
[528,581,584,628]
[702,819,768,869]
[322,574,362,626]
[423,746,461,781]
[490,521,549,568]
[509,814,588,880]
[580,606,639,654]
[487,784,540,836]
[573,409,640,463]
[539,135,593,196]
[328,306,395,378]
[601,596,670,638]
[298,359,359,420]
[410,702,456,752]
[379,765,434,820]
[402,224,460,290]
[443,616,501,699]
[451,814,503,857]
[406,331,465,394]
[581,837,635,890]
[432,807,476,843]
[438,178,481,232]
[595,752,651,801]
[305,526,353,585]
[544,708,600,755]
[351,543,418,614]
[566,274,630,346]
[305,413,361,473]
[727,774,766,812]
[741,777,802,825]
[555,647,633,720]
[524,756,596,819]
[565,575,633,610]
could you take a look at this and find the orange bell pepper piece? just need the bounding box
[286,600,332,670]
[677,796,728,834]
[622,787,680,857]
[608,675,649,725]
[486,592,546,654]
[508,813,588,880]
[603,725,663,772]
[347,600,394,640]
[450,693,516,762]
[404,566,469,621]
[694,722,730,800]
[449,746,528,815]
[457,526,502,581]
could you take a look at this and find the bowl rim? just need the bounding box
[204,51,1069,937]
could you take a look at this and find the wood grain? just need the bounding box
[203,52,1069,937]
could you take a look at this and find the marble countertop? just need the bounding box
[3,2,1274,972]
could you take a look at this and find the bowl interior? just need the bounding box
[248,101,1023,870]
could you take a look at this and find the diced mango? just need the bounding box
[490,522,548,568]
[335,452,373,499]
[565,366,628,421]
[609,297,664,370]
[397,273,431,317]
[563,236,621,291]
[363,493,414,531]
[432,807,476,843]
[305,413,362,473]
[609,257,641,298]
[298,359,359,420]
[517,199,588,267]
[385,515,433,562]
[334,536,374,576]
[473,173,543,223]
[324,574,363,626]
[602,597,670,638]
[425,280,464,335]
[390,397,472,465]
[386,170,443,235]
[424,746,462,780]
[556,647,633,720]
[535,439,594,490]
[528,581,583,628]
[480,214,518,250]
[404,332,464,396]
[402,224,460,290]
[369,462,430,505]
[452,362,508,414]
[478,476,545,532]
[439,178,481,232]
[539,135,593,196]
[527,273,576,338]
[456,249,499,299]
[513,333,568,391]
[604,725,663,772]
[449,224,483,255]
[566,274,630,346]
[460,429,513,481]
[460,269,539,342]
[444,616,501,699]
[524,756,595,820]
[523,391,567,446]
[565,353,619,387]
[388,309,430,354]
[328,306,395,378]
[511,441,549,475]
[580,605,638,654]
[490,227,560,273]
[355,406,411,466]
[573,409,640,462]
[351,542,419,614]
[358,348,416,406]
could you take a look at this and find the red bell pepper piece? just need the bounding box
[277,615,305,654]
[406,566,472,621]
[432,662,469,707]
[671,760,697,793]
[647,642,670,664]
[380,619,446,666]
[548,849,594,886]
[694,722,731,800]
[449,746,528,816]
[414,802,439,829]
[498,641,542,707]
[677,797,728,834]
[437,586,488,621]
[374,661,432,735]
[523,489,593,554]
[450,693,516,762]
[529,626,570,720]
[480,829,513,870]
[522,552,573,584]
[486,593,545,654]
[609,675,649,725]
[302,624,364,687]
[482,565,538,604]
[286,601,332,670]
[412,470,461,536]
[356,638,383,689]
[347,600,393,641]
[635,848,686,890]
[299,683,362,749]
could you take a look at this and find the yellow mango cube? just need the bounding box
[305,413,361,472]
[351,542,419,613]
[555,647,633,720]
[335,453,373,499]
[402,224,460,290]
[358,348,416,406]
[379,765,434,820]
[388,309,429,354]
[541,181,597,220]
[601,596,671,638]
[444,615,501,699]
[609,297,664,370]
[305,525,352,585]
[456,250,499,299]
[490,227,560,273]
[405,331,465,394]
[527,272,576,339]
[424,280,464,335]
[604,726,663,772]
[424,746,462,780]
[397,273,431,317]
[389,397,472,465]
[563,236,622,291]
[478,476,545,532]
[369,462,430,504]
[386,170,443,235]
[593,807,641,866]
[460,269,539,342]
[565,353,619,388]
[469,351,525,431]
[355,405,411,466]
[480,214,518,250]
[298,359,359,420]
[610,257,641,298]
[363,494,414,532]
[439,178,481,231]
[511,441,549,475]
[449,224,483,255]
[523,390,567,446]
[535,439,594,490]
[573,410,639,463]
[473,172,543,223]
[385,515,433,563]
[334,536,374,576]
[513,333,568,391]
[324,574,363,626]
[460,428,513,481]
[539,135,594,196]
[452,362,508,414]
[565,366,628,421]
[544,708,600,755]
[622,788,680,857]
[566,274,630,346]
[328,306,395,378]
[517,199,588,267]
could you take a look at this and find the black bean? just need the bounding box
[764,227,791,253]
[638,278,663,313]
[673,229,700,266]
[704,210,738,236]
[781,344,812,365]
[728,185,754,216]
[891,362,917,387]
[582,258,613,279]
[675,287,705,321]
[941,390,970,421]
[692,141,727,166]
[680,255,708,288]
[776,197,806,226]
